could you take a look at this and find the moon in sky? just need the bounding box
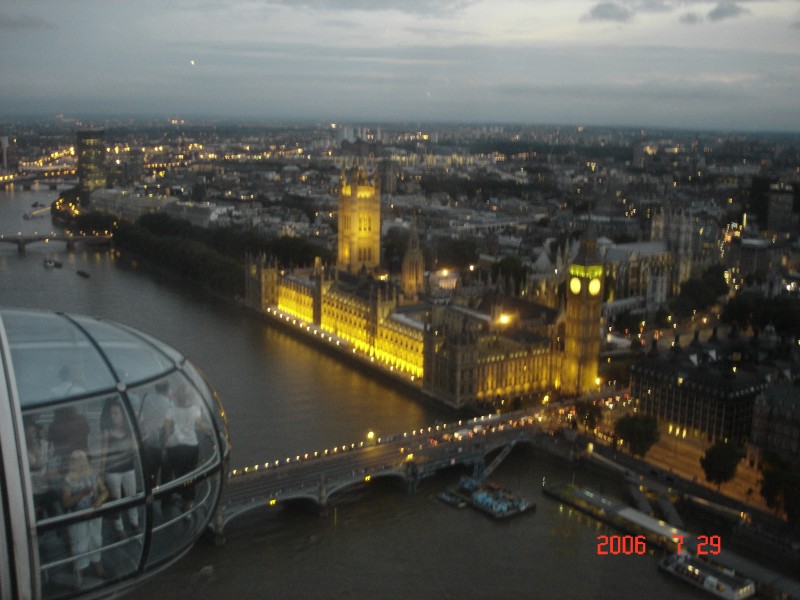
[190,60,196,66]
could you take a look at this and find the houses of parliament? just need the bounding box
[245,168,604,409]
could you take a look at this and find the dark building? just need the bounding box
[751,381,800,468]
[76,129,107,206]
[746,175,775,230]
[766,183,797,235]
[106,147,144,188]
[727,236,774,279]
[0,135,20,172]
[631,331,769,446]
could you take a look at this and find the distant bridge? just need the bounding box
[0,232,113,254]
[210,410,551,541]
[0,172,76,190]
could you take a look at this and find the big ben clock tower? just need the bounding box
[562,223,604,397]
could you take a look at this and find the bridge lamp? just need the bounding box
[364,475,371,482]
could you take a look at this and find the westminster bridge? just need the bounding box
[210,409,557,540]
[0,232,113,253]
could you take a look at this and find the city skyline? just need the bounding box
[1,0,799,132]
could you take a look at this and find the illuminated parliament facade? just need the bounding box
[245,168,604,409]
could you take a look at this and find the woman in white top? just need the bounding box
[161,385,211,513]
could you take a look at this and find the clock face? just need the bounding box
[569,277,582,295]
[589,278,601,296]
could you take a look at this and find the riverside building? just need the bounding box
[631,330,770,446]
[76,130,106,207]
[246,168,605,409]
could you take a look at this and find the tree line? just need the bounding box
[70,211,332,299]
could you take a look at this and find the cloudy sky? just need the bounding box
[1,0,799,131]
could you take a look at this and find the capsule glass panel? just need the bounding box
[70,316,176,384]
[3,312,116,406]
[1,309,228,600]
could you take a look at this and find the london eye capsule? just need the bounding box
[0,308,229,599]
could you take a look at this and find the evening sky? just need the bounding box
[1,0,799,131]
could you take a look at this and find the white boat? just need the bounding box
[659,552,755,599]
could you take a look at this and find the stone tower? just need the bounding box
[401,220,425,303]
[651,205,693,296]
[562,223,604,397]
[337,168,381,273]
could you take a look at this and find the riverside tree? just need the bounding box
[614,414,659,458]
[700,441,741,491]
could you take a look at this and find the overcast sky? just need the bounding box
[1,0,799,131]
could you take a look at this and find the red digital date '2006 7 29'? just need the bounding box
[596,534,722,555]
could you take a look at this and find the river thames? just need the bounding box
[0,186,706,599]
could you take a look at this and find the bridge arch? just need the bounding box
[324,469,408,502]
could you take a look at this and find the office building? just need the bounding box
[76,130,107,206]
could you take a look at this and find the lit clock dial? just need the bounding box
[569,277,582,295]
[588,278,601,296]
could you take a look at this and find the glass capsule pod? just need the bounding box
[0,309,230,599]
